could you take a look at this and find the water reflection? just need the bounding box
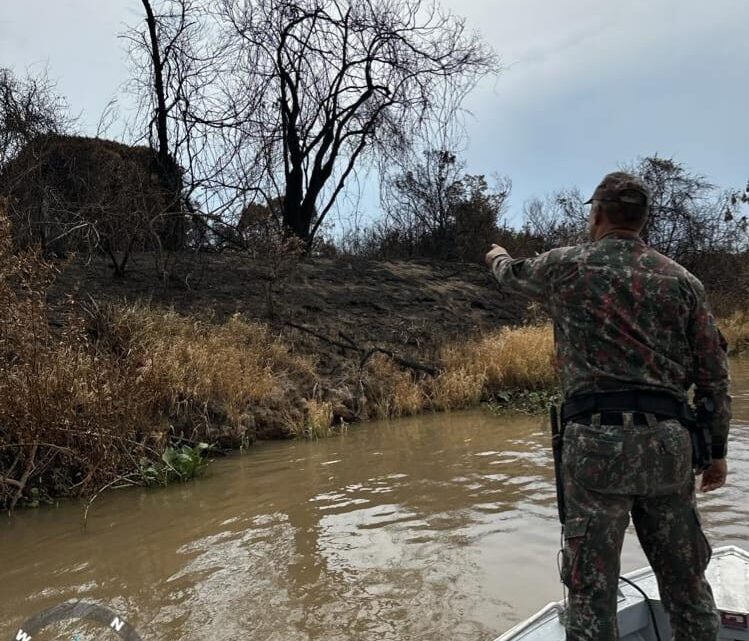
[1,361,747,641]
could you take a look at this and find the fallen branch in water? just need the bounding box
[82,473,141,531]
[8,442,38,511]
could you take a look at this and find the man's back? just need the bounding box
[490,231,730,458]
[538,234,711,399]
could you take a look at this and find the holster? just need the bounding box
[690,397,714,472]
[549,404,566,525]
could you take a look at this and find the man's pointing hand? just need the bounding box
[485,244,509,268]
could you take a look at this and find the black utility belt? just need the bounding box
[560,389,714,471]
[573,411,674,427]
[561,390,692,425]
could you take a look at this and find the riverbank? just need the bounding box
[3,363,749,640]
[2,247,748,509]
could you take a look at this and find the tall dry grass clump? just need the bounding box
[358,324,559,413]
[719,312,749,355]
[430,368,486,411]
[0,213,147,510]
[292,399,335,439]
[362,354,426,418]
[475,325,556,392]
[433,317,747,412]
[87,303,316,436]
[434,325,556,408]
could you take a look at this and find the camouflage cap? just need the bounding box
[584,172,650,207]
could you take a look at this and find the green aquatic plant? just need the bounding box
[483,389,560,416]
[139,443,211,486]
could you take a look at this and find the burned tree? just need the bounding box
[634,156,738,261]
[380,149,511,260]
[0,67,74,170]
[218,0,498,246]
[0,136,181,276]
[124,0,210,250]
[523,188,588,250]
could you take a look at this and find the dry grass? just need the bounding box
[2,190,747,507]
[294,399,335,439]
[430,368,486,411]
[0,204,318,507]
[358,327,557,416]
[1,297,319,508]
[0,216,138,509]
[433,316,747,413]
[719,312,749,355]
[437,325,556,402]
[363,354,426,418]
[88,302,316,428]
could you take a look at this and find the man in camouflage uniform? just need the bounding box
[485,172,731,641]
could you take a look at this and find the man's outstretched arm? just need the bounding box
[485,244,557,301]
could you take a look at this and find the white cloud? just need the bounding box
[0,0,746,221]
[444,0,749,215]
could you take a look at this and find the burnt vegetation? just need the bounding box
[0,0,747,509]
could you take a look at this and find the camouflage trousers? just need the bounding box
[560,414,719,641]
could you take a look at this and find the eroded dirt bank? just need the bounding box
[52,253,528,440]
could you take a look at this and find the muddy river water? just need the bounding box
[1,359,748,641]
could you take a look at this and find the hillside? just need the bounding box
[51,252,527,439]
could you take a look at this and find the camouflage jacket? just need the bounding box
[491,233,731,457]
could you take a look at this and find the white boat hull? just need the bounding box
[495,545,749,641]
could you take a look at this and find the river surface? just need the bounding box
[1,359,748,641]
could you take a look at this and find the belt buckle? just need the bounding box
[630,411,655,427]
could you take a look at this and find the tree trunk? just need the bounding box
[142,0,169,162]
[142,0,184,251]
[282,164,311,240]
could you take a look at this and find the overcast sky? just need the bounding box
[1,0,748,223]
